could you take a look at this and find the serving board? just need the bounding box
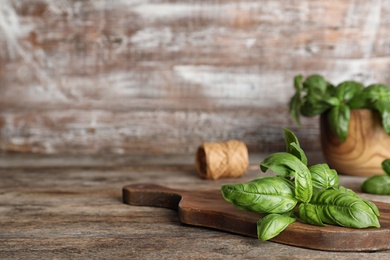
[122,183,390,252]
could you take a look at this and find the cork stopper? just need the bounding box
[195,140,249,180]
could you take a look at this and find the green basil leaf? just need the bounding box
[309,164,339,192]
[327,104,350,141]
[260,152,298,175]
[361,175,390,195]
[333,81,364,103]
[333,186,380,217]
[289,92,302,125]
[375,100,390,133]
[362,199,381,217]
[300,189,380,228]
[348,91,370,109]
[323,97,341,107]
[283,128,307,165]
[350,84,390,109]
[332,186,356,196]
[302,75,334,106]
[221,176,298,214]
[289,75,304,124]
[257,213,296,241]
[299,203,325,227]
[382,159,390,176]
[289,143,308,165]
[300,101,331,117]
[302,74,330,93]
[294,74,303,91]
[364,84,390,101]
[356,84,390,132]
[260,152,312,203]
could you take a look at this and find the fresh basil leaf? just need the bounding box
[300,189,380,228]
[289,92,302,125]
[302,74,329,93]
[333,186,380,217]
[299,203,325,227]
[323,97,341,107]
[257,213,296,241]
[289,142,308,166]
[260,152,312,203]
[355,84,390,132]
[284,128,300,148]
[221,176,298,214]
[362,199,381,217]
[364,84,390,101]
[294,74,303,91]
[283,128,307,165]
[309,164,339,191]
[350,84,390,109]
[300,101,331,117]
[382,159,390,176]
[348,91,370,109]
[289,75,304,124]
[260,152,297,175]
[361,175,390,195]
[327,104,350,141]
[302,75,334,105]
[332,186,356,196]
[375,100,390,133]
[333,81,364,103]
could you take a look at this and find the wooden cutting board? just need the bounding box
[122,183,390,252]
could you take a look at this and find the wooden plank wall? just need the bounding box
[1,0,389,155]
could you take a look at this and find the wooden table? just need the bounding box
[1,152,389,259]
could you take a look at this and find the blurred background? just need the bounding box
[0,0,389,156]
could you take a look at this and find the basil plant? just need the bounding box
[289,74,390,141]
[221,129,380,241]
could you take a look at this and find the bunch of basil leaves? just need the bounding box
[221,129,380,241]
[289,74,390,141]
[361,159,390,195]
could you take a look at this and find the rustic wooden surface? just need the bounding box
[1,152,390,259]
[2,0,390,155]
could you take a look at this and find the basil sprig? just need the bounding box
[221,129,380,241]
[361,159,390,195]
[289,75,390,141]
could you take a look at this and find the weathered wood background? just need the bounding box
[1,0,389,155]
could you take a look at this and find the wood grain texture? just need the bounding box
[123,183,390,252]
[321,109,390,176]
[1,153,390,259]
[1,0,390,154]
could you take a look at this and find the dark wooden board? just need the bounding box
[123,183,390,252]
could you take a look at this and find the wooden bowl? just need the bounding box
[320,109,390,176]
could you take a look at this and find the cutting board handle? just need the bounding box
[122,183,183,210]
